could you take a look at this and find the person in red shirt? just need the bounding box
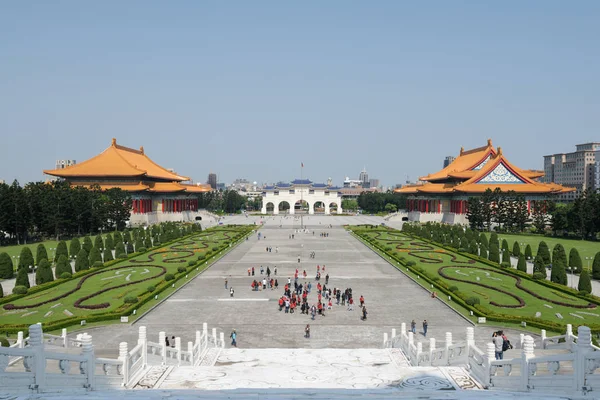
[317,302,323,315]
[348,297,354,311]
[359,295,365,307]
[278,297,284,311]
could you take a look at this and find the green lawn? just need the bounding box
[355,228,600,328]
[0,226,253,327]
[483,232,600,266]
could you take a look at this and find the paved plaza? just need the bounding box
[77,216,530,358]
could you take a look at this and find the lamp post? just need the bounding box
[586,256,592,271]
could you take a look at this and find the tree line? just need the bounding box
[466,188,600,239]
[357,191,406,214]
[0,180,133,245]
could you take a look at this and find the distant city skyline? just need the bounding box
[1,2,599,186]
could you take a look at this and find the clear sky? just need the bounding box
[1,1,599,187]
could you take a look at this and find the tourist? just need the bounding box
[171,336,175,348]
[225,278,228,289]
[275,279,279,289]
[361,306,368,321]
[165,336,170,347]
[230,329,237,347]
[411,320,416,334]
[230,287,234,297]
[247,268,251,276]
[267,267,271,277]
[493,331,504,360]
[325,274,329,284]
[262,278,267,290]
[348,296,354,311]
[274,267,277,275]
[279,297,284,311]
[423,320,428,337]
[359,295,365,308]
[260,266,264,275]
[305,324,310,339]
[252,267,255,276]
[310,305,317,320]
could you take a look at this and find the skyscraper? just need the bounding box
[359,168,369,187]
[208,172,217,190]
[443,156,455,168]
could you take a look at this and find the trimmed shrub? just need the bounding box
[406,261,416,267]
[92,261,104,268]
[533,272,546,280]
[197,254,206,261]
[115,242,126,259]
[449,285,459,292]
[512,241,521,257]
[74,249,90,272]
[36,259,54,285]
[552,244,567,267]
[135,238,144,252]
[569,248,583,274]
[524,244,533,260]
[147,285,156,293]
[69,238,81,259]
[55,240,69,262]
[165,273,175,281]
[54,255,72,277]
[126,242,134,254]
[537,241,551,266]
[105,234,114,251]
[144,237,153,249]
[15,266,30,288]
[385,246,392,252]
[35,244,48,266]
[465,296,481,306]
[13,285,28,295]
[212,246,219,252]
[551,258,567,285]
[89,246,102,265]
[137,247,147,253]
[479,243,488,259]
[517,254,527,273]
[18,247,34,271]
[501,248,510,264]
[103,248,113,263]
[178,266,188,273]
[501,239,510,256]
[187,261,194,267]
[533,254,546,275]
[0,282,3,298]
[113,231,123,244]
[0,337,10,347]
[94,235,104,251]
[0,252,14,279]
[579,269,592,293]
[82,236,93,253]
[500,262,511,269]
[468,239,478,256]
[479,233,488,248]
[124,296,138,304]
[60,272,72,279]
[488,243,500,263]
[593,252,600,280]
[124,231,132,246]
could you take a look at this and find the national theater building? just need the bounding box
[395,139,574,224]
[44,138,211,225]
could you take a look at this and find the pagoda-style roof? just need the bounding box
[44,138,190,181]
[397,142,574,196]
[70,181,150,192]
[420,139,496,182]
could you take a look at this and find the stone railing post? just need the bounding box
[541,329,547,349]
[416,342,423,366]
[17,331,24,348]
[407,331,414,356]
[575,326,593,393]
[81,333,95,390]
[429,338,436,366]
[445,332,452,365]
[566,324,574,350]
[391,328,396,340]
[383,332,388,347]
[62,328,68,348]
[212,328,217,345]
[175,337,181,366]
[119,342,129,387]
[519,333,525,350]
[138,326,147,368]
[485,343,496,388]
[29,323,45,392]
[521,335,534,391]
[187,342,194,365]
[158,332,166,365]
[195,330,201,347]
[203,322,208,337]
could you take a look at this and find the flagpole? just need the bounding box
[300,162,304,230]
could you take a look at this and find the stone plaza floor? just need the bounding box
[75,216,532,358]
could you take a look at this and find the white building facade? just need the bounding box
[261,179,343,215]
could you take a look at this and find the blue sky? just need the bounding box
[1,1,599,187]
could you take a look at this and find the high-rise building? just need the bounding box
[55,159,77,169]
[359,168,369,187]
[543,143,600,201]
[369,178,380,189]
[443,156,455,168]
[207,173,217,190]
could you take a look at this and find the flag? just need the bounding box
[301,162,304,168]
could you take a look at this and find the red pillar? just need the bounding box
[426,200,429,213]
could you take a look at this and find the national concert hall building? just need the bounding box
[395,139,574,224]
[44,138,212,225]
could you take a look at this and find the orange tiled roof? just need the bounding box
[180,183,212,193]
[44,138,190,181]
[71,181,149,192]
[146,181,187,193]
[420,139,496,182]
[395,145,575,196]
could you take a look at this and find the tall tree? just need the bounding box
[69,238,81,260]
[537,241,551,266]
[35,259,54,285]
[35,244,48,266]
[533,254,546,276]
[466,197,484,230]
[517,254,527,273]
[552,244,568,267]
[569,248,583,275]
[55,240,69,262]
[18,247,35,271]
[0,252,14,279]
[531,199,550,233]
[579,269,593,293]
[524,244,533,260]
[15,266,30,288]
[512,241,521,257]
[488,243,500,263]
[74,249,89,272]
[104,188,133,230]
[82,236,93,253]
[54,255,72,277]
[592,252,600,280]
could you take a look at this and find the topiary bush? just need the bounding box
[500,262,511,269]
[35,259,54,285]
[126,242,134,254]
[94,235,104,251]
[533,272,546,280]
[465,296,481,306]
[105,234,114,251]
[449,285,459,292]
[137,247,147,253]
[15,266,30,288]
[165,273,175,281]
[60,272,72,279]
[197,254,205,261]
[0,337,9,347]
[406,261,416,267]
[92,261,104,268]
[0,252,14,279]
[578,269,593,293]
[35,244,48,266]
[0,282,3,298]
[124,296,138,304]
[147,285,156,293]
[524,244,533,260]
[82,236,93,253]
[212,246,219,252]
[55,240,69,262]
[537,241,551,266]
[115,242,126,259]
[13,285,28,295]
[88,246,102,266]
[103,248,113,263]
[74,249,90,272]
[18,247,35,272]
[69,238,81,260]
[569,248,583,275]
[187,261,194,267]
[512,241,521,257]
[178,266,187,273]
[54,255,72,277]
[517,254,527,273]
